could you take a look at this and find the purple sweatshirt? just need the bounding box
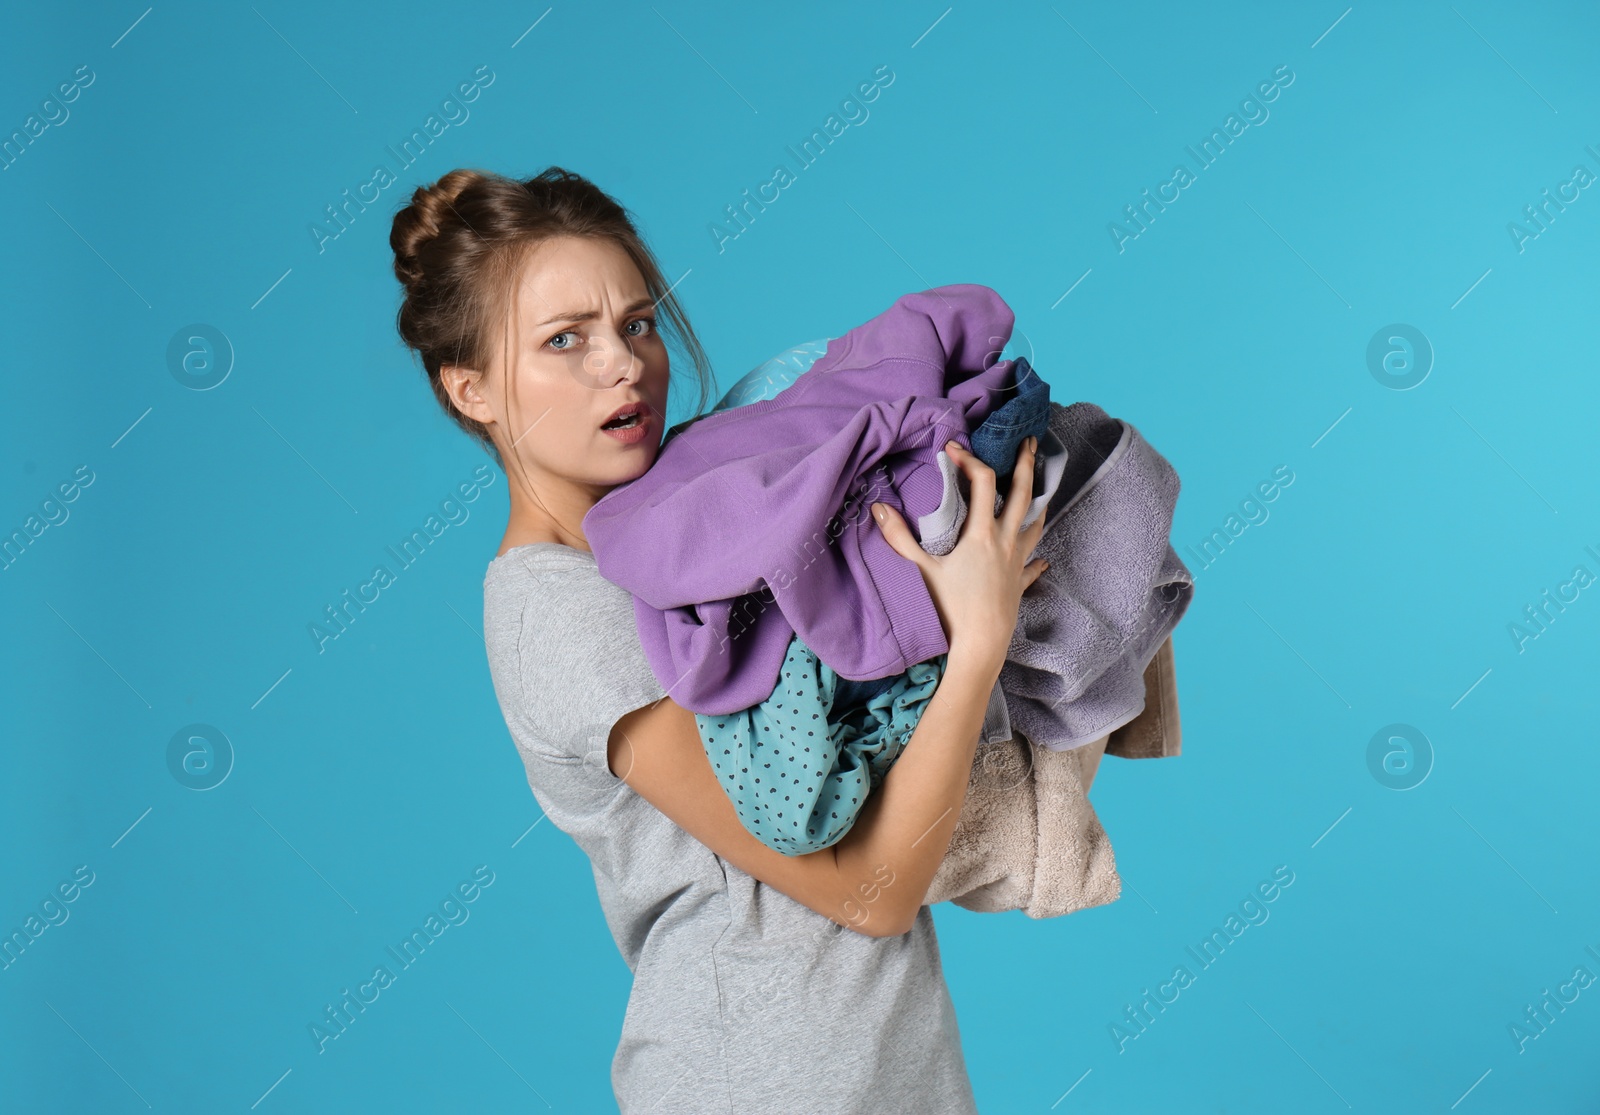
[583,284,1019,715]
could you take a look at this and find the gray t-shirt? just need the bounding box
[482,542,979,1114]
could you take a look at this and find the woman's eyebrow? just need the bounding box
[536,296,657,328]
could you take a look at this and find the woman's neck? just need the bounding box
[498,512,587,555]
[496,461,624,557]
[497,488,599,556]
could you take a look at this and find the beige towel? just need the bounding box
[923,731,1121,918]
[1104,636,1182,760]
[923,637,1184,917]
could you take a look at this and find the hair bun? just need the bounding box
[391,168,485,289]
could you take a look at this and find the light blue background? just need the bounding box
[4,1,1597,1111]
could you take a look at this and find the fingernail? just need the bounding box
[945,440,960,452]
[871,502,885,520]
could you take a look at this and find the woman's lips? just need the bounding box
[600,410,654,444]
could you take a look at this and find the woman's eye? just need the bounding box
[547,318,653,351]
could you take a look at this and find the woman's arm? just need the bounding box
[609,437,1048,938]
[825,645,1001,934]
[607,645,1001,938]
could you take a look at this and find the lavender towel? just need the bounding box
[1001,401,1195,751]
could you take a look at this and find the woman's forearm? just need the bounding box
[829,647,1001,935]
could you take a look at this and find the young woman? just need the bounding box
[389,165,1048,1113]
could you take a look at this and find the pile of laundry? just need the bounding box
[584,284,1193,856]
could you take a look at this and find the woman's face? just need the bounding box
[477,235,671,495]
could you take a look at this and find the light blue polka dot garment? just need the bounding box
[697,638,947,856]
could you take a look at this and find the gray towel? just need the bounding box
[1002,402,1195,751]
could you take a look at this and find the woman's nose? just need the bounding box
[579,328,643,387]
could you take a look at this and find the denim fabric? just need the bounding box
[968,355,1051,482]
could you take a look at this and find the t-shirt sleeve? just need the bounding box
[484,556,670,773]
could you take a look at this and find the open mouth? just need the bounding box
[601,404,649,430]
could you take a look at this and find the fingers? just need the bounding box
[1020,500,1048,562]
[999,435,1039,535]
[944,441,996,531]
[1023,556,1050,589]
[869,499,927,569]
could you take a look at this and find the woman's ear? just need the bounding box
[440,364,495,425]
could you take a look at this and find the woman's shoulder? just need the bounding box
[483,542,638,665]
[483,543,628,619]
[481,542,665,762]
[485,540,597,581]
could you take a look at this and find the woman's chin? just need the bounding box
[604,451,659,486]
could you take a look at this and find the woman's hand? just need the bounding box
[871,435,1049,677]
